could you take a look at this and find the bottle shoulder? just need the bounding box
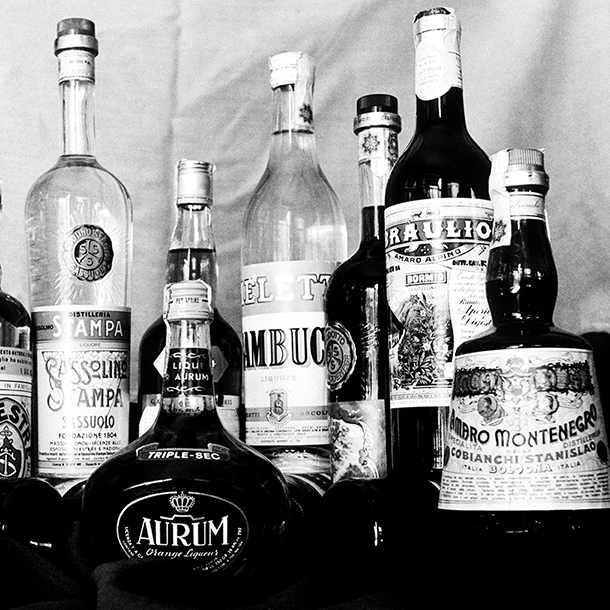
[326,242,385,294]
[0,289,31,328]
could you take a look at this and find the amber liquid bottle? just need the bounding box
[136,160,242,440]
[83,280,290,584]
[324,94,400,483]
[438,150,610,595]
[384,7,492,485]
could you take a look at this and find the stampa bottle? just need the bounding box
[241,52,347,487]
[24,19,132,484]
[83,280,291,582]
[384,7,492,485]
[136,160,242,440]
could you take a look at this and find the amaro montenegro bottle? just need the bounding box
[384,7,492,485]
[241,52,347,486]
[25,19,132,482]
[83,280,291,580]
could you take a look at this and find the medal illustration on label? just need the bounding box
[325,322,357,391]
[266,389,291,425]
[62,224,114,282]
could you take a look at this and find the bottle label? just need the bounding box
[61,224,114,282]
[439,347,610,511]
[415,27,462,101]
[329,399,387,482]
[32,306,130,478]
[385,198,493,409]
[58,49,95,83]
[116,488,248,571]
[0,347,33,480]
[164,348,214,398]
[324,322,356,391]
[358,125,399,174]
[491,193,546,250]
[241,260,336,446]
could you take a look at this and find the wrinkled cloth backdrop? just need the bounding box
[0,0,608,401]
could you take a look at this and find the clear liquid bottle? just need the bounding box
[24,19,132,483]
[83,280,291,584]
[241,52,347,487]
[384,7,492,486]
[324,94,401,483]
[0,184,32,481]
[136,160,242,440]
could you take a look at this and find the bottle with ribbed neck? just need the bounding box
[384,7,492,486]
[25,18,132,484]
[83,280,291,581]
[324,94,401,483]
[241,52,347,488]
[439,148,610,539]
[136,160,242,440]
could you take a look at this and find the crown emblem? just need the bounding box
[169,491,195,513]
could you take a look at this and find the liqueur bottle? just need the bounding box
[82,280,291,582]
[136,160,242,440]
[24,19,132,482]
[324,94,401,483]
[0,200,32,480]
[384,7,492,485]
[241,52,347,486]
[438,148,610,543]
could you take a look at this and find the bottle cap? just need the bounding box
[176,159,215,206]
[413,6,459,36]
[55,18,99,56]
[490,148,549,191]
[164,280,213,322]
[353,94,402,133]
[269,52,315,88]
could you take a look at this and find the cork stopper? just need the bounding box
[269,52,315,88]
[55,18,98,56]
[164,280,213,322]
[176,159,215,206]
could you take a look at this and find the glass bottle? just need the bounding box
[241,52,347,487]
[24,19,132,483]
[324,94,401,483]
[438,148,610,539]
[82,280,291,581]
[384,7,492,485]
[136,160,242,440]
[0,185,32,481]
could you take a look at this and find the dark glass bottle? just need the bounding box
[324,94,400,483]
[83,280,291,582]
[438,148,610,544]
[136,160,242,441]
[384,7,493,485]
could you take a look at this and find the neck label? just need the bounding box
[58,49,95,83]
[415,31,462,100]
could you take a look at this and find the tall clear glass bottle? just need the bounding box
[25,19,132,483]
[325,94,401,483]
[136,160,242,440]
[0,185,33,481]
[83,280,291,583]
[241,52,347,487]
[384,7,492,485]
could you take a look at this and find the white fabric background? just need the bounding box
[0,0,609,401]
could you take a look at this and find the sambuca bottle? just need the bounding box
[24,19,132,482]
[83,280,291,580]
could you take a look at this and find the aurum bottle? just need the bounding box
[136,160,242,440]
[325,94,401,483]
[83,280,291,580]
[0,213,32,480]
[24,19,132,481]
[438,148,610,538]
[241,52,347,486]
[384,7,492,485]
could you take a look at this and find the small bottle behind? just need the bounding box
[439,149,610,563]
[24,19,132,486]
[325,94,401,483]
[83,280,291,584]
[241,52,347,488]
[136,160,242,440]
[0,184,32,481]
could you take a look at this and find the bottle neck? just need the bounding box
[415,87,467,133]
[357,124,399,242]
[268,82,319,167]
[57,49,97,157]
[487,188,557,327]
